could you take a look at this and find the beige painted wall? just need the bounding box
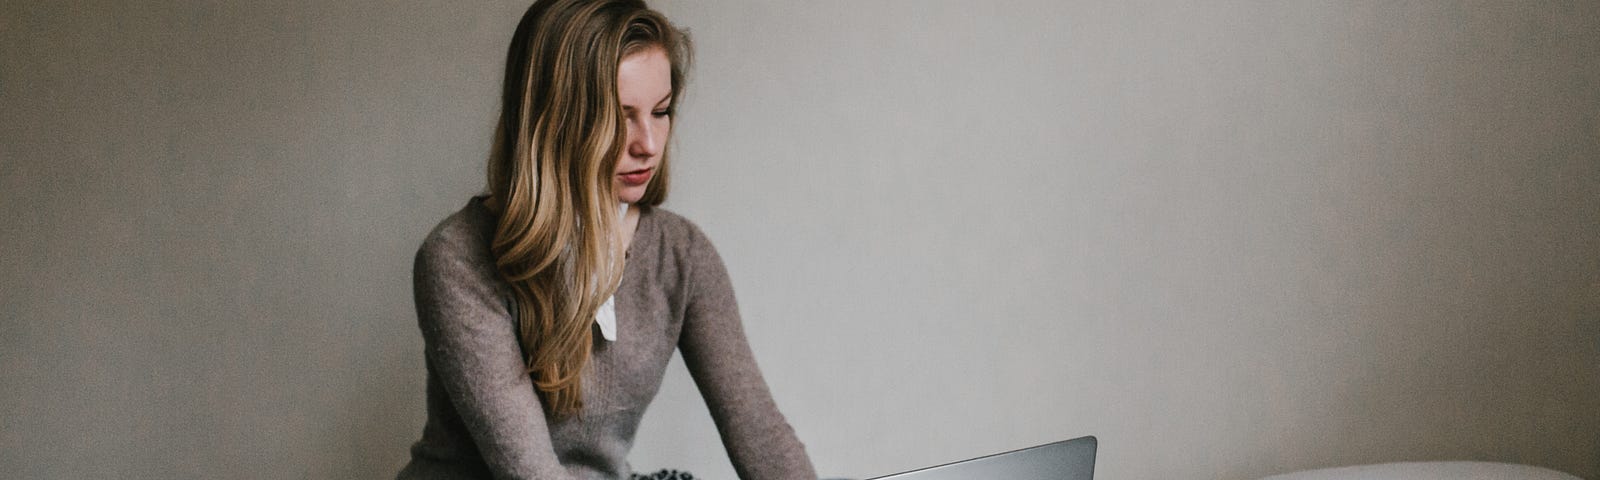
[2,1,1595,479]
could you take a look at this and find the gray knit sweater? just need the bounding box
[398,198,816,480]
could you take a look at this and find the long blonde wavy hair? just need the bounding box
[483,0,690,416]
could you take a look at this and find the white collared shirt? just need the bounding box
[594,202,627,341]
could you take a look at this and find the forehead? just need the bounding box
[617,47,672,104]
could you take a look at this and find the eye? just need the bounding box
[651,108,673,118]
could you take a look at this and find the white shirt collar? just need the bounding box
[594,202,628,342]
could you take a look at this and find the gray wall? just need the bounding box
[2,1,1596,479]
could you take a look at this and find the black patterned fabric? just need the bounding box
[630,469,696,480]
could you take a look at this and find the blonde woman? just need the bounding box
[396,1,817,479]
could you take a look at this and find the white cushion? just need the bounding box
[1259,461,1581,480]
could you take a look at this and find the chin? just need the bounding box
[617,188,646,204]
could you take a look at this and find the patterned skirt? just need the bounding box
[630,469,696,480]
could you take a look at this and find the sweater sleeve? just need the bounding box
[413,231,574,480]
[676,227,818,480]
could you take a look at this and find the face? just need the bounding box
[614,47,673,204]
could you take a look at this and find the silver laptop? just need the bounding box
[867,436,1097,480]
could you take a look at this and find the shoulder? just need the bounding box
[414,197,501,286]
[643,206,721,260]
[640,207,735,298]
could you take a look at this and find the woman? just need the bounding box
[397,1,817,479]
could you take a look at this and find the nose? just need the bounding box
[626,118,660,159]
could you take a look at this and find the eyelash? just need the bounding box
[651,109,673,118]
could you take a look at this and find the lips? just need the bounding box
[617,167,653,186]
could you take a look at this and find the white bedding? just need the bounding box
[1259,461,1582,480]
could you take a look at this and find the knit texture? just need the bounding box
[398,198,816,480]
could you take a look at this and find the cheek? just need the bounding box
[655,119,672,147]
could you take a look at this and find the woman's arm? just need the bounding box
[676,226,818,480]
[413,230,573,480]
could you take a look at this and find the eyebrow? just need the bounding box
[622,93,673,112]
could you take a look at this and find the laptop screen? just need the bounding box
[868,436,1097,480]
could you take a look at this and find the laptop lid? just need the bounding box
[867,436,1097,480]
